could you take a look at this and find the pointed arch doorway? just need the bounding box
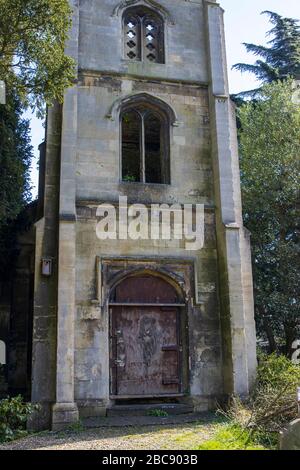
[109,274,186,398]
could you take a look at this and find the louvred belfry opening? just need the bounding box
[124,15,141,60]
[123,7,165,63]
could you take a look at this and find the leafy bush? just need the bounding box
[252,354,300,430]
[0,395,39,442]
[224,354,300,445]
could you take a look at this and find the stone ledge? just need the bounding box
[82,412,215,428]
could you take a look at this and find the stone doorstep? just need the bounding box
[107,403,194,417]
[82,412,213,428]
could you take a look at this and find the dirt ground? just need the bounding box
[0,419,221,451]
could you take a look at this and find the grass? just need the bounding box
[196,424,277,450]
[0,415,278,450]
[55,420,85,438]
[120,416,276,450]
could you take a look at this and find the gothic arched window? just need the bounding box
[121,102,170,184]
[123,7,165,63]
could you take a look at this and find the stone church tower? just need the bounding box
[28,0,257,430]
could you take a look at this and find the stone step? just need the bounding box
[83,412,209,429]
[107,403,194,417]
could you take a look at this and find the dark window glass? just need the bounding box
[145,112,162,183]
[122,111,141,182]
[121,105,169,185]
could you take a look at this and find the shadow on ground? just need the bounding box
[0,412,225,451]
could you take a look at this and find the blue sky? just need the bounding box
[27,0,300,198]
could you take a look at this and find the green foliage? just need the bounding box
[0,92,33,279]
[251,354,300,430]
[233,11,300,97]
[0,0,75,115]
[56,420,85,438]
[147,409,169,417]
[123,175,137,182]
[224,355,300,442]
[257,353,300,390]
[197,424,269,450]
[0,395,39,442]
[0,93,32,225]
[238,80,300,354]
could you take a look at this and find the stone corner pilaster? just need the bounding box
[52,402,79,431]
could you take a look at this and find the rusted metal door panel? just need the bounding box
[111,306,180,396]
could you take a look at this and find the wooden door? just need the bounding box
[111,306,180,396]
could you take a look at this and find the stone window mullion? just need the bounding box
[124,15,140,60]
[140,113,146,183]
[141,16,146,63]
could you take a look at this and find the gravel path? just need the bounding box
[0,418,220,451]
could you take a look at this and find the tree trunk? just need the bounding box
[284,324,297,358]
[260,307,277,353]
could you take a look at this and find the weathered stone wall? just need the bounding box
[205,3,257,396]
[78,0,209,83]
[29,0,256,428]
[74,206,223,413]
[76,79,211,203]
[73,0,224,414]
[30,105,62,430]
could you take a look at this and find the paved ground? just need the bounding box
[0,414,221,450]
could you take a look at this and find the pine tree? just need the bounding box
[239,80,300,355]
[233,11,300,96]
